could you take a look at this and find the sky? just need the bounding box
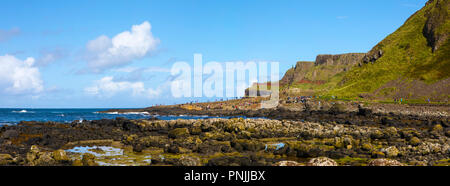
[0,0,428,108]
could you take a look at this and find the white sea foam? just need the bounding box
[12,110,31,113]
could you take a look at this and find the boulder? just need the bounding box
[72,159,83,166]
[307,157,338,166]
[409,137,421,146]
[81,153,98,166]
[53,149,69,162]
[179,156,200,166]
[383,146,400,158]
[34,152,56,165]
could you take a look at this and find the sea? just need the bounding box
[0,108,255,126]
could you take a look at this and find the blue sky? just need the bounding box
[0,0,427,108]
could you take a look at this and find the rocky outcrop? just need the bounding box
[362,48,383,64]
[316,53,365,67]
[25,145,72,166]
[423,0,449,52]
[279,61,314,86]
[280,53,365,88]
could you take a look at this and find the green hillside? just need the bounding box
[325,0,449,100]
[248,0,449,102]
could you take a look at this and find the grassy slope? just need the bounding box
[324,0,449,99]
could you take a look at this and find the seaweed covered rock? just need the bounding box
[53,149,69,162]
[26,145,58,166]
[0,154,14,165]
[409,137,422,146]
[168,128,190,139]
[81,153,98,166]
[383,146,400,158]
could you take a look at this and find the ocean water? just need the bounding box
[0,108,258,126]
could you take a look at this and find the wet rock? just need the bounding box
[371,151,386,158]
[206,156,264,166]
[26,145,58,166]
[383,146,400,158]
[1,130,19,139]
[166,145,180,153]
[53,149,69,162]
[168,128,190,139]
[34,152,56,165]
[432,124,444,134]
[409,137,421,146]
[368,159,405,166]
[307,157,337,166]
[0,154,14,165]
[81,153,98,166]
[357,105,372,116]
[72,159,83,166]
[179,156,201,166]
[30,145,40,154]
[361,143,373,151]
[329,103,346,114]
[26,145,40,165]
[274,161,303,166]
[370,130,384,139]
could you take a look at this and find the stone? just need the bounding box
[0,154,14,165]
[81,153,98,166]
[432,124,443,133]
[1,130,19,139]
[179,156,200,166]
[35,152,56,165]
[307,157,338,166]
[30,145,40,154]
[53,149,69,162]
[26,145,40,164]
[371,151,385,158]
[409,137,421,146]
[72,159,83,166]
[275,161,303,166]
[362,143,373,151]
[168,128,190,139]
[368,159,405,166]
[384,146,400,157]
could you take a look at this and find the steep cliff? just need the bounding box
[328,0,450,101]
[250,0,449,101]
[281,53,365,87]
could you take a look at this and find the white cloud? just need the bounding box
[83,21,160,73]
[0,54,43,95]
[85,76,161,99]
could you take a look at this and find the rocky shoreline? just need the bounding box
[0,104,448,166]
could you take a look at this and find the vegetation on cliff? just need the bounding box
[326,0,449,100]
[269,0,449,102]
